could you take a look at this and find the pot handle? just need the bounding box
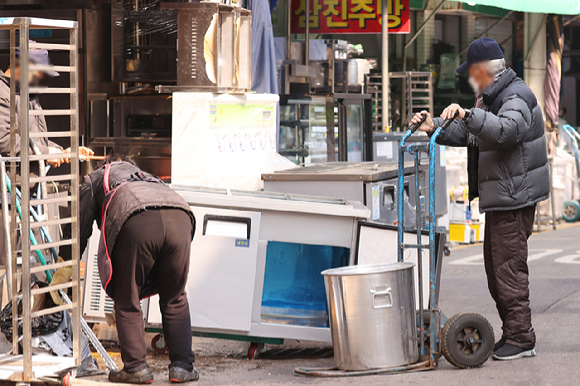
[370,286,393,309]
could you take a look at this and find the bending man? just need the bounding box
[59,154,198,383]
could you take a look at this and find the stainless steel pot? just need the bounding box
[322,262,418,370]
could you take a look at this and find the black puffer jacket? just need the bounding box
[60,162,195,261]
[432,69,549,212]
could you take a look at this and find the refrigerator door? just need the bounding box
[147,206,261,332]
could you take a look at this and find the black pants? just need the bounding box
[111,208,195,372]
[483,205,536,350]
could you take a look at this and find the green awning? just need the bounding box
[451,0,580,15]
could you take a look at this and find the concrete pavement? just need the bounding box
[84,223,580,386]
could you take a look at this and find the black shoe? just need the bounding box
[493,337,507,353]
[492,343,536,361]
[169,366,199,383]
[109,368,154,384]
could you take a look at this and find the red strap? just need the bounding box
[101,188,118,294]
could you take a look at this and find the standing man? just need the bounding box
[410,37,549,361]
[0,42,93,166]
[57,154,198,383]
[0,43,93,268]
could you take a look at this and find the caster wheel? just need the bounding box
[442,313,494,369]
[563,200,580,222]
[62,372,72,386]
[247,343,264,359]
[416,310,442,359]
[151,334,169,354]
[444,246,451,256]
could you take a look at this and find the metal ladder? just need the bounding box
[0,17,81,383]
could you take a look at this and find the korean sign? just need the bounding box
[291,0,410,34]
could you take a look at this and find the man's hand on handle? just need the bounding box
[410,111,435,132]
[441,103,466,120]
[410,104,466,133]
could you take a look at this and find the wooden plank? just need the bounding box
[31,303,73,318]
[30,217,74,229]
[30,259,76,274]
[30,153,72,161]
[29,42,71,50]
[29,64,71,73]
[30,131,72,138]
[29,87,74,94]
[29,109,71,116]
[31,281,76,296]
[30,196,71,206]
[30,238,74,251]
[30,174,71,183]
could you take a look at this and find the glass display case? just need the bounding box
[279,95,336,165]
[335,93,369,162]
[279,94,372,165]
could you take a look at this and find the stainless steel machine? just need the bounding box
[157,2,252,93]
[275,24,373,166]
[262,162,427,226]
[84,0,181,176]
[373,132,448,217]
[111,0,178,83]
[82,186,369,346]
[87,94,172,178]
[85,0,252,177]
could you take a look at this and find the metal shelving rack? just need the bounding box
[365,72,434,132]
[406,72,434,124]
[0,17,81,383]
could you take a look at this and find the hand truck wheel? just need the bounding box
[442,313,494,369]
[247,343,264,359]
[563,200,580,222]
[151,333,169,354]
[444,245,451,256]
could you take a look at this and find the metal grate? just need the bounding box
[87,252,114,315]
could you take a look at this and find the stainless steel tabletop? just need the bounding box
[261,161,421,182]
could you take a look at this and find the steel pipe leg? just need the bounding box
[0,162,12,300]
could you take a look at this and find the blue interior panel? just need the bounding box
[261,241,350,327]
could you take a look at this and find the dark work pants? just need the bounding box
[111,208,195,372]
[483,205,536,350]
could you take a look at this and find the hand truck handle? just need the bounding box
[440,110,460,130]
[408,113,427,134]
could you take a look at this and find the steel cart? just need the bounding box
[77,187,369,356]
[296,114,495,377]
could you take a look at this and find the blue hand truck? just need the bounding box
[399,112,494,370]
[295,114,495,377]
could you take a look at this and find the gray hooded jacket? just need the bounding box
[432,69,549,212]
